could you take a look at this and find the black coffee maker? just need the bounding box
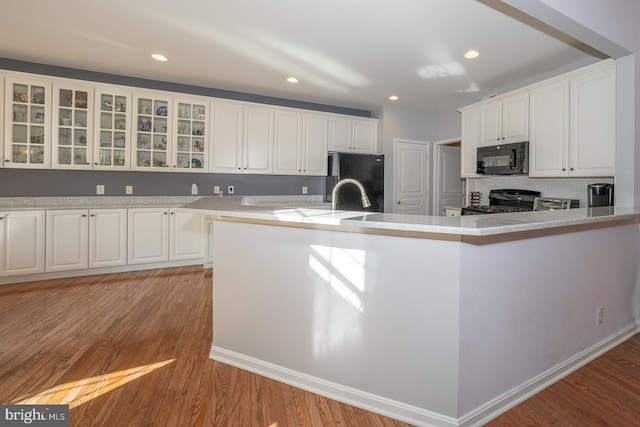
[587,183,614,207]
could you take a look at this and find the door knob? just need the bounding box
[397,200,402,205]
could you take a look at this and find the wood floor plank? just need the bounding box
[1,266,638,426]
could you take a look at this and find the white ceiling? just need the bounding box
[0,0,601,112]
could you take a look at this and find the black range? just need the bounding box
[461,189,541,215]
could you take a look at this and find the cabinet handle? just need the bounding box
[94,162,98,165]
[570,167,574,171]
[90,214,95,217]
[82,214,87,217]
[5,160,9,162]
[562,168,566,171]
[164,212,168,215]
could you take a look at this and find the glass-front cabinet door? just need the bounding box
[94,89,131,170]
[52,82,94,169]
[4,77,51,168]
[132,94,171,171]
[172,98,208,172]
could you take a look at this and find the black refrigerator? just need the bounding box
[325,152,385,212]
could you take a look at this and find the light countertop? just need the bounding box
[179,197,640,243]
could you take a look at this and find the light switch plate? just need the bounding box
[96,185,105,195]
[125,185,133,195]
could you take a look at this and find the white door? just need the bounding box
[45,209,89,272]
[0,211,45,276]
[169,209,204,261]
[89,208,127,268]
[436,144,464,215]
[394,139,429,214]
[127,208,169,264]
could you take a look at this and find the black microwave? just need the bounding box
[477,141,529,175]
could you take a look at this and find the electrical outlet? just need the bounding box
[596,306,604,325]
[213,185,221,195]
[96,185,105,195]
[228,185,235,195]
[125,185,133,195]
[302,186,308,194]
[191,183,199,195]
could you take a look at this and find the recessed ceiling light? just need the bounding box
[151,53,168,62]
[286,77,299,84]
[464,50,479,59]
[389,95,399,101]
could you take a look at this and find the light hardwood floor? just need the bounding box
[0,266,638,426]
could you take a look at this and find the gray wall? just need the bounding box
[0,58,367,198]
[0,169,324,197]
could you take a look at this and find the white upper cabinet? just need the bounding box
[210,101,243,173]
[274,110,328,176]
[460,108,480,178]
[244,105,274,173]
[569,64,616,177]
[529,81,570,177]
[479,92,528,147]
[210,101,274,174]
[328,116,377,154]
[4,76,51,168]
[171,97,208,172]
[94,88,131,170]
[302,114,328,175]
[51,81,94,169]
[0,76,4,166]
[274,110,302,175]
[131,93,171,171]
[530,61,615,177]
[1,70,377,176]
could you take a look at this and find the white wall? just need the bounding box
[458,223,639,419]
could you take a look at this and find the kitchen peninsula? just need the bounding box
[180,197,640,427]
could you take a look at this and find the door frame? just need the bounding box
[432,136,464,215]
[393,138,430,214]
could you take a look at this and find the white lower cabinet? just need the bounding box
[0,210,45,276]
[128,207,204,265]
[89,209,127,268]
[128,208,170,264]
[46,208,127,272]
[169,208,204,261]
[46,210,89,272]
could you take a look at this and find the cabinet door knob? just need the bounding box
[570,167,574,171]
[90,214,95,217]
[562,168,566,171]
[82,214,87,217]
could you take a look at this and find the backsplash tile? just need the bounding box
[466,176,614,208]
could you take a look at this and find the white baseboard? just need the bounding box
[0,259,206,286]
[210,346,459,427]
[458,323,638,427]
[211,323,638,427]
